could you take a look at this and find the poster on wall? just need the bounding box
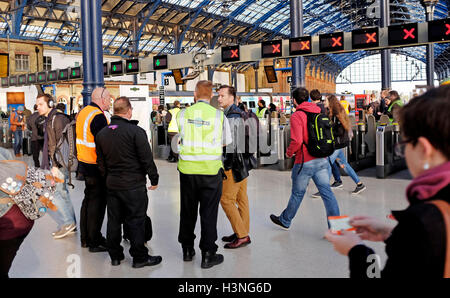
[119,85,151,141]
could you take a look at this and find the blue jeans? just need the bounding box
[328,149,360,185]
[13,130,23,155]
[47,169,76,229]
[279,158,340,228]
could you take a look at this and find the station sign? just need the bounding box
[388,23,418,46]
[1,77,8,88]
[352,27,379,49]
[125,58,139,74]
[153,55,168,70]
[18,74,27,86]
[110,61,124,76]
[27,73,37,84]
[428,18,450,42]
[69,67,82,80]
[289,36,312,55]
[222,45,240,63]
[47,70,58,82]
[37,71,47,83]
[58,68,69,81]
[261,40,283,58]
[319,32,344,53]
[9,75,17,86]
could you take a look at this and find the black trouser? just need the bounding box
[80,175,107,247]
[106,186,149,262]
[168,132,178,161]
[31,139,43,168]
[178,171,223,253]
[0,233,29,279]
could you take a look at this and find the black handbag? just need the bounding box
[231,152,249,183]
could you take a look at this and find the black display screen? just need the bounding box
[47,70,57,82]
[428,18,450,42]
[1,77,8,87]
[125,58,139,74]
[153,55,168,70]
[388,23,418,46]
[37,72,47,83]
[289,36,312,55]
[319,32,344,53]
[70,67,82,80]
[110,61,124,76]
[261,40,283,58]
[103,62,109,76]
[9,76,17,86]
[59,69,69,80]
[27,73,37,84]
[222,45,240,62]
[264,65,278,83]
[352,27,379,49]
[18,74,27,85]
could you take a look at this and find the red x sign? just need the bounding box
[446,24,450,35]
[272,44,281,54]
[365,33,377,43]
[403,28,415,40]
[301,41,310,50]
[231,49,239,58]
[332,37,342,47]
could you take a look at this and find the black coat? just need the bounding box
[348,184,450,278]
[95,116,159,190]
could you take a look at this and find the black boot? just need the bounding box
[183,246,195,262]
[201,251,224,269]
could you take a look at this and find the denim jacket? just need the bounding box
[0,148,14,217]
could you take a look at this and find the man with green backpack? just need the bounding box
[270,87,340,231]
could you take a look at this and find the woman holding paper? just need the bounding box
[325,85,450,278]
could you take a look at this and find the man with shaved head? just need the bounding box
[76,87,111,252]
[96,97,161,268]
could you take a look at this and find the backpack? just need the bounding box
[51,113,78,187]
[298,109,335,158]
[35,115,46,137]
[332,116,350,149]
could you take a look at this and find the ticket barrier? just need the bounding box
[346,114,377,172]
[376,123,406,178]
[151,122,170,160]
[258,118,279,167]
[277,124,294,171]
[0,120,12,149]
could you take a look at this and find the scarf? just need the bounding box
[406,161,450,203]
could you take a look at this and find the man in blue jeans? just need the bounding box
[270,87,340,230]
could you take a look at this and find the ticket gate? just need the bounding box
[346,114,377,172]
[151,122,170,160]
[376,123,406,178]
[0,120,12,149]
[277,124,294,171]
[258,117,279,166]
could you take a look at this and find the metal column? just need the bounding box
[424,1,439,87]
[290,0,305,88]
[380,0,391,89]
[81,0,104,106]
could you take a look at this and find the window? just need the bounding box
[43,56,52,71]
[15,54,29,72]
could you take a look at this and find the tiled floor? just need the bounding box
[7,151,412,278]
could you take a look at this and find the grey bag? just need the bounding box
[0,160,58,220]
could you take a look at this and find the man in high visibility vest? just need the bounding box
[166,100,181,163]
[385,90,403,123]
[176,80,232,269]
[340,95,351,115]
[256,99,268,118]
[76,87,111,252]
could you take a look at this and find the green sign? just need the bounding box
[113,65,117,72]
[156,59,161,67]
[128,63,132,70]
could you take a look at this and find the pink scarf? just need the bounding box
[406,161,450,202]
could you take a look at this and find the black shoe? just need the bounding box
[331,181,343,189]
[132,255,162,268]
[270,214,289,230]
[201,251,224,269]
[111,255,125,266]
[89,244,108,253]
[81,241,88,248]
[183,247,195,262]
[352,183,366,195]
[221,233,237,242]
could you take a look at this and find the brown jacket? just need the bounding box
[9,112,25,132]
[46,109,70,167]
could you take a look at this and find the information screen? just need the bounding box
[388,23,418,46]
[172,69,184,85]
[110,61,124,76]
[70,67,82,80]
[261,40,283,58]
[9,76,17,86]
[153,55,168,70]
[1,77,8,88]
[125,58,139,74]
[222,45,240,63]
[289,36,312,55]
[103,62,109,77]
[37,72,47,83]
[27,73,37,84]
[58,69,69,80]
[264,65,278,83]
[47,70,57,82]
[352,27,379,49]
[18,74,27,86]
[428,18,450,42]
[319,32,344,52]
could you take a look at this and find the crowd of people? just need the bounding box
[0,82,449,279]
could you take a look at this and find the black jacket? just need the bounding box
[348,184,450,278]
[95,116,159,190]
[26,111,44,141]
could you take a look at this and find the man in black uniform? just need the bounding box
[96,97,162,268]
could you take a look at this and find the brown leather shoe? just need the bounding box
[224,236,251,249]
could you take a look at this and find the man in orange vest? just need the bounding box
[76,87,111,252]
[10,106,26,157]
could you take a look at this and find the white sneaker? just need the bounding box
[53,223,77,239]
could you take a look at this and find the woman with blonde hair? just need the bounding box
[312,95,366,198]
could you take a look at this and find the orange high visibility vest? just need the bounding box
[76,105,107,164]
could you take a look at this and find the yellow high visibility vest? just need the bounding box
[168,107,180,133]
[76,105,108,164]
[340,100,350,114]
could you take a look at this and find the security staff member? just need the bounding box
[76,87,111,252]
[166,100,181,163]
[176,80,232,269]
[339,95,351,115]
[96,97,162,268]
[256,99,268,119]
